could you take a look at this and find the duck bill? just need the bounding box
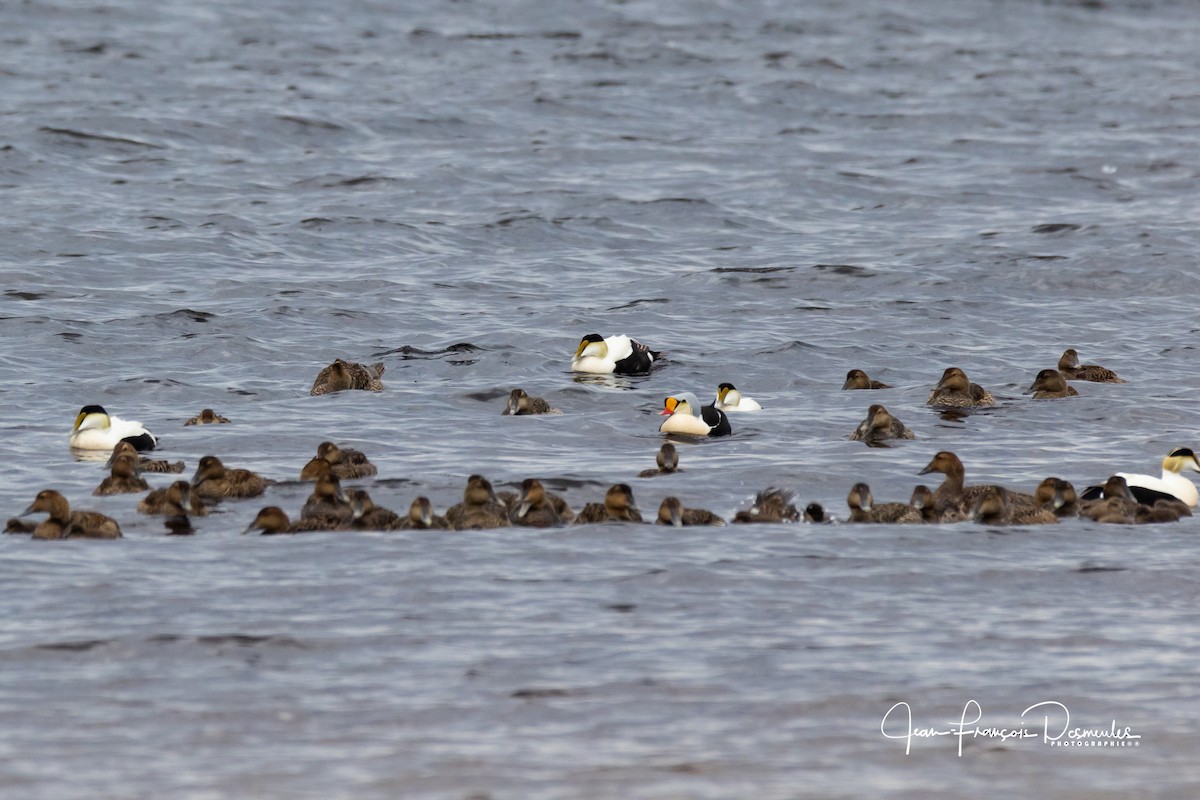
[516,501,532,519]
[505,396,521,415]
[72,411,87,432]
[661,397,678,416]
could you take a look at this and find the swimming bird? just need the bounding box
[184,408,231,425]
[243,506,342,535]
[732,488,800,524]
[575,483,643,524]
[656,496,725,527]
[571,333,659,375]
[509,478,571,527]
[503,388,560,416]
[803,503,830,523]
[1058,348,1125,383]
[842,369,891,390]
[107,441,184,474]
[1080,477,1141,522]
[93,452,150,496]
[926,368,994,408]
[300,474,352,528]
[918,451,1036,516]
[307,441,378,480]
[396,497,450,530]
[21,489,122,539]
[70,405,157,451]
[139,480,208,517]
[1024,369,1078,399]
[849,404,915,444]
[714,383,761,412]
[971,486,1058,526]
[309,358,385,395]
[659,392,731,437]
[1135,499,1191,524]
[1033,478,1079,518]
[639,443,681,477]
[191,455,273,501]
[908,484,965,523]
[846,483,922,523]
[446,475,511,530]
[347,489,403,531]
[1114,448,1200,507]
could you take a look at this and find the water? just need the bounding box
[2,0,1200,796]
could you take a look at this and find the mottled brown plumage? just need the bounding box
[396,497,450,530]
[926,367,994,408]
[503,388,560,415]
[191,455,273,500]
[310,358,385,395]
[849,404,915,444]
[93,453,150,496]
[732,488,800,524]
[1024,369,1078,399]
[638,443,680,478]
[108,441,184,474]
[1058,348,1125,383]
[842,369,891,390]
[575,484,643,524]
[446,475,511,530]
[846,483,922,524]
[22,489,122,539]
[184,408,231,425]
[656,496,725,527]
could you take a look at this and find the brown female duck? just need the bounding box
[971,486,1057,525]
[300,474,352,528]
[1058,348,1125,383]
[638,443,680,478]
[139,480,207,517]
[446,475,511,530]
[184,408,231,425]
[503,388,560,416]
[21,489,122,539]
[396,497,450,530]
[849,404,915,444]
[918,451,1036,516]
[1024,369,1078,399]
[191,455,273,501]
[846,483,922,523]
[575,483,643,524]
[509,478,572,527]
[348,489,403,531]
[656,496,725,527]
[93,452,150,496]
[926,367,994,408]
[108,441,184,474]
[309,358,385,395]
[842,369,891,390]
[303,441,378,480]
[732,488,800,524]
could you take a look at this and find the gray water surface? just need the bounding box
[2,0,1199,797]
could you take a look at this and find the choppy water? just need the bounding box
[2,0,1200,796]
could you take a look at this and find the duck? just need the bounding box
[638,443,681,478]
[243,506,341,535]
[306,441,378,480]
[70,405,157,451]
[971,486,1058,526]
[309,358,385,395]
[1024,369,1078,399]
[849,404,915,444]
[445,475,511,530]
[1135,499,1191,524]
[909,485,966,523]
[659,392,731,437]
[714,383,761,412]
[300,474,352,528]
[1033,478,1079,518]
[509,478,572,527]
[20,489,122,539]
[139,480,208,517]
[1080,477,1141,522]
[803,503,830,523]
[1058,348,1125,383]
[191,455,273,501]
[184,408,231,425]
[842,369,891,390]
[396,497,450,530]
[846,483,922,524]
[732,488,800,524]
[575,483,643,524]
[503,388,560,416]
[347,489,403,531]
[108,441,184,474]
[93,452,150,496]
[656,496,725,527]
[571,333,659,375]
[1113,448,1200,507]
[926,368,995,408]
[918,451,1036,516]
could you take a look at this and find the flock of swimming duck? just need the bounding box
[5,336,1197,539]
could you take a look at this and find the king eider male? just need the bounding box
[714,383,761,412]
[571,333,660,375]
[70,405,157,451]
[659,392,731,437]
